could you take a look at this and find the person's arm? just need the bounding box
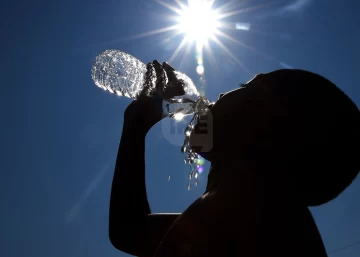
[109,100,180,257]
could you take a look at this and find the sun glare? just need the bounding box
[177,1,219,45]
[126,0,277,78]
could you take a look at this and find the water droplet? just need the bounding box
[181,145,187,153]
[188,184,191,190]
[178,96,212,191]
[168,176,171,181]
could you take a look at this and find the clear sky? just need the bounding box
[1,0,359,257]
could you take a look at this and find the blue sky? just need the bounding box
[1,0,359,256]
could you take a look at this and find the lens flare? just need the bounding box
[196,158,205,165]
[197,166,204,174]
[196,65,204,75]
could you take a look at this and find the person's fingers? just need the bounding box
[153,60,162,66]
[162,62,175,71]
[162,66,186,98]
[163,64,178,85]
[153,61,167,94]
[152,60,162,72]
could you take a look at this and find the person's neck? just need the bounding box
[211,159,285,200]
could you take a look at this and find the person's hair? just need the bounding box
[213,69,360,206]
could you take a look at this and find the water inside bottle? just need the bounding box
[91,50,148,99]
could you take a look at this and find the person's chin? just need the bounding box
[189,137,213,161]
[192,147,212,161]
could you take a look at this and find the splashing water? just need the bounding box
[181,97,212,189]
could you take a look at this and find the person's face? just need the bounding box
[211,73,264,116]
[189,74,267,160]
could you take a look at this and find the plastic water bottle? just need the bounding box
[91,49,147,98]
[91,49,203,118]
[91,49,212,189]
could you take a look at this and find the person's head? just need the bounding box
[190,69,360,206]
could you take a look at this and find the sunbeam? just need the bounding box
[155,0,184,15]
[168,36,190,63]
[121,0,284,88]
[214,29,273,60]
[127,24,180,40]
[216,1,278,19]
[211,35,252,75]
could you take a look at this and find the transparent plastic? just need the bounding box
[91,50,201,118]
[91,49,213,188]
[91,50,147,98]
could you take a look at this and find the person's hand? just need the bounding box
[123,61,170,133]
[123,60,188,134]
[162,62,186,99]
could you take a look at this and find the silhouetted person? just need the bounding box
[109,63,360,257]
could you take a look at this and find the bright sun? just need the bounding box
[144,0,257,66]
[177,1,219,45]
[128,0,272,76]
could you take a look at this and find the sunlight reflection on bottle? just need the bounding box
[173,113,186,121]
